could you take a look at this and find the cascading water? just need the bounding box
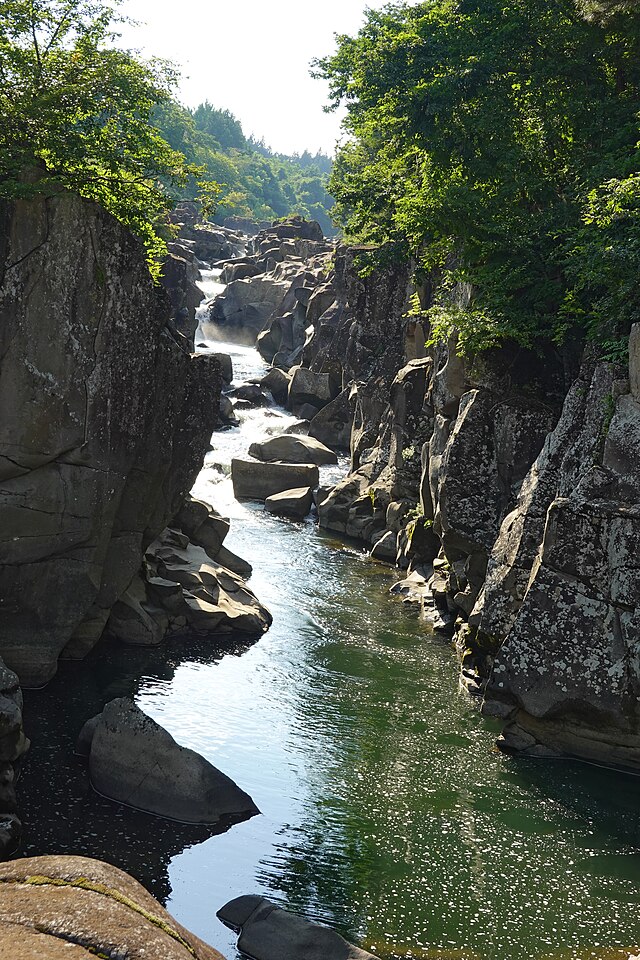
[16,256,640,960]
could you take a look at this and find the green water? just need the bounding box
[15,341,640,960]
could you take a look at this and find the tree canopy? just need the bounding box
[0,0,217,271]
[316,0,640,357]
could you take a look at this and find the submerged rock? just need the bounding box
[85,698,259,825]
[0,855,226,959]
[217,895,375,960]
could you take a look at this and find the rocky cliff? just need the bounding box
[262,243,640,772]
[0,188,224,689]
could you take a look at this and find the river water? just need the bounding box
[15,268,640,960]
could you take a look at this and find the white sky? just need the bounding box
[116,0,399,156]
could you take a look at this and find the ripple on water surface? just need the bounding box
[16,339,640,960]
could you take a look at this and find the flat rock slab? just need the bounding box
[265,487,313,520]
[87,698,259,825]
[0,855,225,960]
[249,434,337,466]
[218,895,375,960]
[232,459,319,502]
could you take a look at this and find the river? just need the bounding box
[15,267,640,960]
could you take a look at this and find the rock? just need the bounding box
[308,388,353,450]
[219,261,262,283]
[0,189,222,685]
[88,698,259,824]
[141,531,269,636]
[232,383,269,405]
[219,395,237,422]
[217,895,375,960]
[76,715,99,758]
[370,530,398,562]
[0,855,226,959]
[210,352,233,384]
[283,420,311,435]
[216,545,252,579]
[210,276,289,334]
[265,487,313,520]
[106,573,169,646]
[288,365,333,413]
[160,252,203,349]
[232,459,319,501]
[261,367,291,406]
[248,434,337,466]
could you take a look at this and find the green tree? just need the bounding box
[316,0,640,354]
[0,0,218,272]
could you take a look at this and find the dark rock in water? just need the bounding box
[217,895,375,960]
[248,434,337,466]
[87,698,259,825]
[261,367,291,406]
[265,487,314,520]
[233,383,269,406]
[0,189,223,686]
[210,352,233,384]
[232,459,319,502]
[0,855,227,959]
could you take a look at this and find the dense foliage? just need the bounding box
[316,0,640,356]
[0,0,217,272]
[153,100,335,236]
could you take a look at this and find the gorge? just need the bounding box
[1,190,639,959]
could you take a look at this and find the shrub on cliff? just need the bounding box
[0,0,218,274]
[315,0,640,356]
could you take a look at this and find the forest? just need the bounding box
[316,0,640,359]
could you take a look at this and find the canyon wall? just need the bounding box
[271,245,640,772]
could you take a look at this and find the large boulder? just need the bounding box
[232,459,319,501]
[0,855,225,959]
[0,188,223,686]
[85,698,259,824]
[248,434,337,466]
[218,896,375,960]
[287,365,333,414]
[308,388,353,450]
[265,487,314,520]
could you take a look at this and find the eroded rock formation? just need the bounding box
[272,237,640,770]
[0,189,224,687]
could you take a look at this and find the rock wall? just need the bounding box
[0,189,223,687]
[285,243,640,770]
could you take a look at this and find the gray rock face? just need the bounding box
[87,698,259,824]
[0,190,222,686]
[308,388,353,450]
[217,895,376,960]
[478,347,640,769]
[232,459,319,502]
[248,434,337,466]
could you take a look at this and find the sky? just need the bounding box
[116,0,400,156]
